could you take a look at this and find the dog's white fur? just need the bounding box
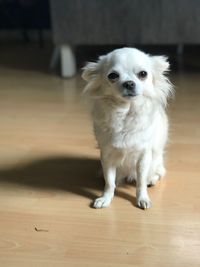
[82,47,173,209]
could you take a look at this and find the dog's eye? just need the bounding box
[107,72,119,81]
[138,71,147,79]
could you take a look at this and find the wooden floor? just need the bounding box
[0,46,200,267]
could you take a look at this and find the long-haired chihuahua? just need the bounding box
[82,47,173,209]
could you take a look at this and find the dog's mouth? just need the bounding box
[121,87,138,98]
[123,92,138,98]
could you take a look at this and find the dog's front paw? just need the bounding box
[136,195,151,210]
[93,196,112,209]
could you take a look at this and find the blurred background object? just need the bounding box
[1,0,200,76]
[50,0,200,77]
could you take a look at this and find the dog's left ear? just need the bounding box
[151,56,170,74]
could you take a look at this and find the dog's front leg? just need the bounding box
[136,150,152,209]
[93,160,116,209]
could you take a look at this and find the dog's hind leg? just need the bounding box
[147,151,166,186]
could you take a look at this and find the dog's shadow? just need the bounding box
[0,156,136,206]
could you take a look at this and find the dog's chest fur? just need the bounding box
[93,98,157,150]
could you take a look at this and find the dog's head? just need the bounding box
[82,48,173,105]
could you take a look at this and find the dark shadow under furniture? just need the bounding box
[0,0,50,46]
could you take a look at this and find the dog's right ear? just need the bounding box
[82,62,99,81]
[82,55,106,82]
[82,56,106,96]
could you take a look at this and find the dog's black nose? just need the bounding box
[123,81,135,91]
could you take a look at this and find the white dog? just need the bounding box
[82,47,173,209]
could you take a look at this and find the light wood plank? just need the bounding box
[0,58,199,266]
